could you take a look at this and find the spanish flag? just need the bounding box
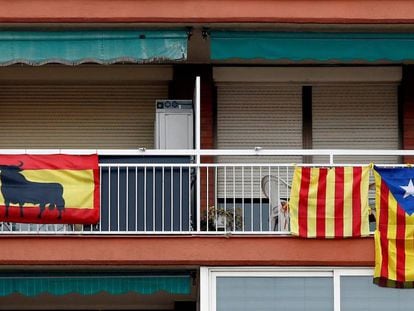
[289,166,370,238]
[0,154,99,224]
[374,166,414,288]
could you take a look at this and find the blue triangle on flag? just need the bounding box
[374,166,414,216]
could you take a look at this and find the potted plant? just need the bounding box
[200,205,243,231]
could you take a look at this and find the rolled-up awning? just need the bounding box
[210,31,414,62]
[0,30,188,65]
[0,274,191,296]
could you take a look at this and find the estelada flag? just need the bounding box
[289,166,370,238]
[0,154,99,224]
[373,166,414,288]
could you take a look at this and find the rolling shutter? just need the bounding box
[0,83,168,149]
[216,82,302,198]
[217,82,302,155]
[312,83,399,164]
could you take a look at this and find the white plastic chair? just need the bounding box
[261,175,290,231]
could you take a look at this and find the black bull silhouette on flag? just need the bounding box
[0,161,65,219]
[0,154,99,224]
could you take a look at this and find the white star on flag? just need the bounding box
[401,179,414,199]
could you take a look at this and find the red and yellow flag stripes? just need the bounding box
[289,166,370,238]
[373,170,414,288]
[0,154,99,224]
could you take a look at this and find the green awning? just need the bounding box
[0,30,188,65]
[0,275,191,296]
[211,31,414,62]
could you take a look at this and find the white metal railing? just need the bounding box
[0,162,196,234]
[0,149,412,235]
[97,163,195,234]
[199,164,292,233]
[2,148,414,158]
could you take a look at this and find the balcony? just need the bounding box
[0,148,409,235]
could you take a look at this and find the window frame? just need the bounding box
[200,267,374,311]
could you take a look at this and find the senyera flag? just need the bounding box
[289,166,370,238]
[0,154,99,224]
[373,166,414,288]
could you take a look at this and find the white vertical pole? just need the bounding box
[195,76,201,232]
[333,269,341,311]
[199,267,210,311]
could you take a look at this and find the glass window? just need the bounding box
[341,276,414,311]
[216,276,333,311]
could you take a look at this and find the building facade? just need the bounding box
[0,1,414,310]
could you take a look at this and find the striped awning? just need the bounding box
[0,30,188,65]
[210,31,414,62]
[0,274,192,296]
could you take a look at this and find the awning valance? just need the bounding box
[0,30,188,65]
[0,274,191,296]
[210,31,414,62]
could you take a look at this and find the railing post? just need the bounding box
[195,76,201,232]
